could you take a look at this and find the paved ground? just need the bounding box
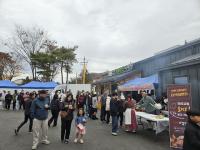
[0,110,170,150]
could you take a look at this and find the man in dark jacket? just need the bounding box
[48,94,60,127]
[100,93,107,121]
[18,91,25,110]
[15,93,35,135]
[5,91,13,110]
[12,90,18,110]
[88,93,93,118]
[183,110,200,150]
[30,90,50,150]
[110,93,119,136]
[117,94,125,127]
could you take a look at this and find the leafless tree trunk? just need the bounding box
[5,25,50,80]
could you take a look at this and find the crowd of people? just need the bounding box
[99,90,162,135]
[0,90,39,111]
[12,90,90,150]
[1,89,199,150]
[0,89,164,149]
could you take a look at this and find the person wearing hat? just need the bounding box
[137,91,157,114]
[30,90,50,150]
[183,110,200,150]
[110,93,120,136]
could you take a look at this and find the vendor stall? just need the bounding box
[0,80,18,89]
[20,81,57,89]
[136,111,169,134]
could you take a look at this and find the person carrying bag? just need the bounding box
[59,94,75,144]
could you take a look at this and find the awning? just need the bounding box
[118,74,158,91]
[94,70,140,84]
[0,80,18,88]
[20,81,58,89]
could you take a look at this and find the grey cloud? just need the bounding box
[0,0,200,80]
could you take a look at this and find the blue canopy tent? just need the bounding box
[0,80,18,88]
[118,74,158,91]
[20,81,58,89]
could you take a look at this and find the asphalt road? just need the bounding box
[0,110,170,150]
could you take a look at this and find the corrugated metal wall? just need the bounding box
[132,41,200,110]
[160,64,200,111]
[133,42,200,77]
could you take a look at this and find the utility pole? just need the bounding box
[76,72,78,84]
[80,57,88,84]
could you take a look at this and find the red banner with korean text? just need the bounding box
[167,84,192,149]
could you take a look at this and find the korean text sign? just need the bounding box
[167,84,191,149]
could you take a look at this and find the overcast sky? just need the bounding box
[0,0,200,82]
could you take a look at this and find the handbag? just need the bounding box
[60,111,68,118]
[96,102,101,110]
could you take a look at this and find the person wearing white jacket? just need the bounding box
[105,95,111,124]
[1,91,6,110]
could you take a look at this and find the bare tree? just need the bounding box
[0,52,21,80]
[0,52,10,80]
[5,25,50,80]
[3,60,21,80]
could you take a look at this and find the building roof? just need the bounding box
[134,38,200,65]
[171,53,200,65]
[94,70,140,84]
[159,53,200,71]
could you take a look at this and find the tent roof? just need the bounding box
[0,80,18,88]
[20,81,58,89]
[118,74,158,91]
[94,70,140,84]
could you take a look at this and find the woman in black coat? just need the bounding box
[60,94,75,144]
[48,94,60,127]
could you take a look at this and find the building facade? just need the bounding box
[95,38,200,110]
[94,65,141,94]
[133,38,200,110]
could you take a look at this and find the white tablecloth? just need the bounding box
[136,111,169,134]
[161,110,169,116]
